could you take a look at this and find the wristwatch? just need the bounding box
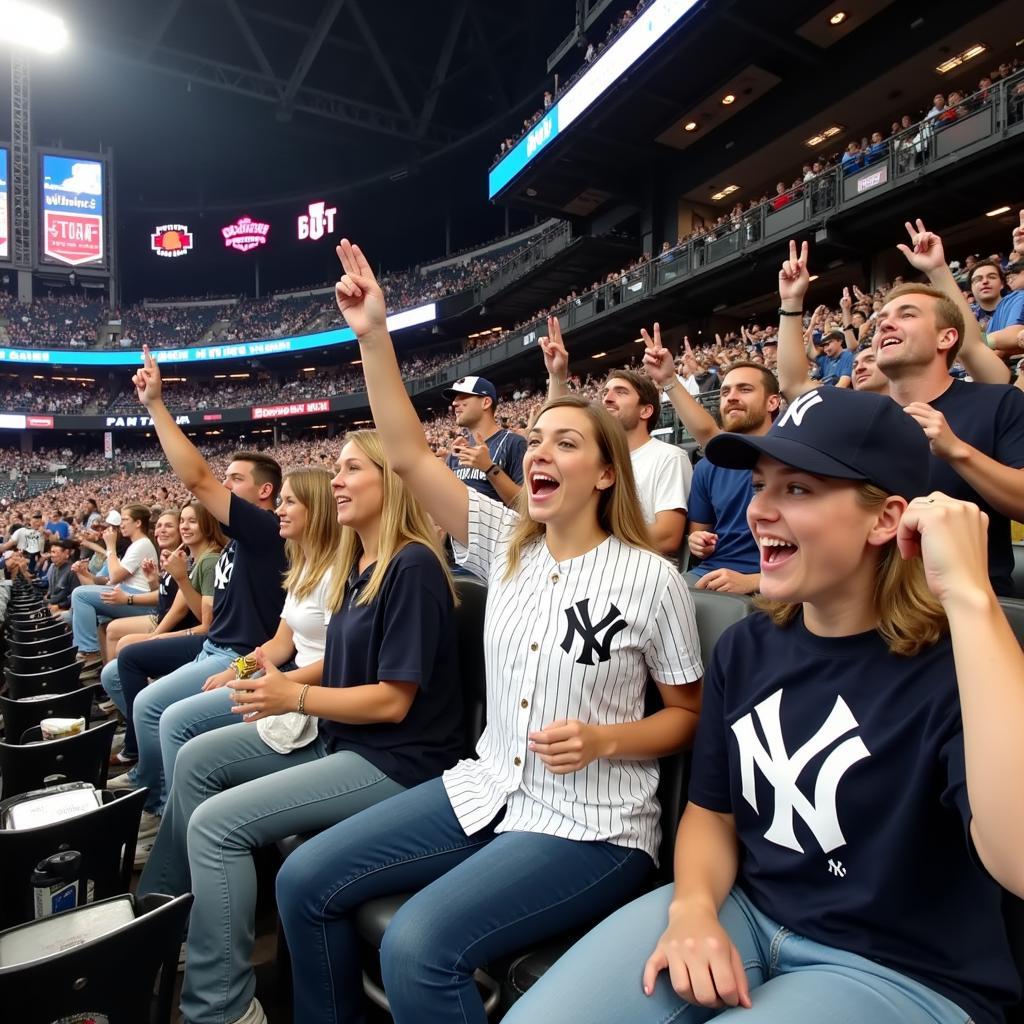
[486,463,501,478]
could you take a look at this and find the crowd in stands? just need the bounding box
[0,292,102,348]
[0,378,111,415]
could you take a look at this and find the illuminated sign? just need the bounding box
[488,0,701,197]
[105,414,192,428]
[252,400,330,420]
[41,154,105,266]
[151,224,193,258]
[297,201,337,241]
[0,301,436,366]
[0,148,7,260]
[26,415,54,429]
[221,216,270,253]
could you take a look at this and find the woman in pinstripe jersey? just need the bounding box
[274,241,704,1024]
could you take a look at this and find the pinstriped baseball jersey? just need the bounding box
[445,489,702,863]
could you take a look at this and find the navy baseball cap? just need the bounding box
[443,376,497,404]
[704,388,930,500]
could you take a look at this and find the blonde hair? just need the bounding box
[503,395,656,580]
[280,469,343,602]
[326,430,456,610]
[756,483,948,656]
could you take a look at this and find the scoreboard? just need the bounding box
[39,151,107,268]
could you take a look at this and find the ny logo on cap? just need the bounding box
[776,390,824,430]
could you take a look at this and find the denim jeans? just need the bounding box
[503,884,973,1024]
[276,776,653,1024]
[130,638,241,814]
[115,635,205,770]
[70,584,149,653]
[137,724,404,1024]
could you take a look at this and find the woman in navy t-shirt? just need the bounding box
[507,387,1024,1024]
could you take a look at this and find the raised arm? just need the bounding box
[641,325,721,448]
[335,240,470,547]
[896,218,1010,384]
[777,240,820,401]
[132,346,233,524]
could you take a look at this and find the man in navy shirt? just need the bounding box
[444,375,526,506]
[109,346,288,841]
[643,335,779,595]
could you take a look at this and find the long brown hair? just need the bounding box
[279,469,342,602]
[326,430,456,610]
[186,499,228,555]
[755,483,948,656]
[503,395,656,580]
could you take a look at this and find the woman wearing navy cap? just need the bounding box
[507,382,1024,1024]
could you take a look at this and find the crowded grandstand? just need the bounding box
[2,2,1024,1024]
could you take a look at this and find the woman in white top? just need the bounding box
[274,241,704,1024]
[69,502,159,669]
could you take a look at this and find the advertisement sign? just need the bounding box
[252,399,330,420]
[222,216,270,253]
[26,415,53,429]
[0,301,436,366]
[0,148,7,260]
[103,431,112,459]
[151,224,193,258]
[488,0,700,197]
[41,154,105,266]
[297,201,337,241]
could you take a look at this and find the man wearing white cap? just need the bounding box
[443,376,526,506]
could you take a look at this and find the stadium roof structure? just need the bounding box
[16,0,570,211]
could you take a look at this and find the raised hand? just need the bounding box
[778,239,810,306]
[141,557,160,584]
[334,239,387,338]
[896,218,946,274]
[640,322,675,385]
[132,345,162,407]
[839,287,853,317]
[102,525,119,549]
[539,315,569,377]
[456,432,494,472]
[164,545,189,581]
[1013,210,1024,256]
[897,493,991,606]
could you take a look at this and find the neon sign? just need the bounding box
[221,216,270,253]
[151,224,193,258]
[297,201,337,241]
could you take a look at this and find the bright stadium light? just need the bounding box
[0,0,69,53]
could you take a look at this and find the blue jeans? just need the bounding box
[70,584,149,653]
[276,776,653,1024]
[131,638,241,814]
[115,635,205,768]
[504,885,973,1024]
[138,724,404,1024]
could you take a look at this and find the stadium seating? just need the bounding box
[0,718,116,800]
[0,685,100,745]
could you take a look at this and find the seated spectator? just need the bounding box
[68,504,158,674]
[969,259,1007,330]
[840,141,864,174]
[505,394,1024,1024]
[275,240,703,1024]
[44,540,79,614]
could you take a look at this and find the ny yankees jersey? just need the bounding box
[689,612,1018,1024]
[446,490,702,862]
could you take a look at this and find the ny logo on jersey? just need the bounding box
[560,599,628,665]
[214,544,235,590]
[731,689,870,854]
[776,389,823,429]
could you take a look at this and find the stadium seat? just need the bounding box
[0,718,115,799]
[0,684,101,745]
[0,890,191,1023]
[0,787,146,929]
[1013,545,1024,601]
[7,631,76,657]
[1000,598,1024,648]
[689,589,754,665]
[4,662,83,700]
[6,645,78,677]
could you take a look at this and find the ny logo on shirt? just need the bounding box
[214,544,235,590]
[560,599,627,666]
[731,689,870,854]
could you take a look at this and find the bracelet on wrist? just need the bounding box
[297,684,310,715]
[661,379,677,394]
[778,308,804,317]
[127,594,133,605]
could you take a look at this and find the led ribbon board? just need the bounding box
[487,0,701,198]
[0,303,436,366]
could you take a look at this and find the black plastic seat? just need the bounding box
[7,631,75,657]
[4,661,83,700]
[998,597,1024,649]
[0,684,101,744]
[0,890,192,1023]
[0,787,147,928]
[7,645,79,677]
[0,718,115,799]
[1012,544,1024,601]
[8,625,73,648]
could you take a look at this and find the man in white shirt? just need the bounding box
[0,511,46,572]
[541,318,690,555]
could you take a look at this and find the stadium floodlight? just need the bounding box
[0,0,69,53]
